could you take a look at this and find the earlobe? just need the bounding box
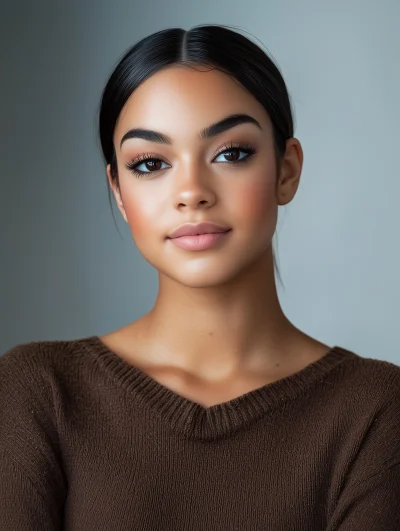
[106,164,128,222]
[106,164,115,192]
[276,180,292,206]
[275,141,302,206]
[276,171,301,206]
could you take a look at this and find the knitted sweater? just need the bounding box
[1,335,399,530]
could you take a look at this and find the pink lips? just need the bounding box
[167,222,232,251]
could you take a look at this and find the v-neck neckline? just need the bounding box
[83,335,358,440]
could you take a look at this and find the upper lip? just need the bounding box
[168,222,231,239]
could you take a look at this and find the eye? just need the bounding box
[214,147,252,163]
[125,142,257,179]
[125,156,170,178]
[131,158,169,174]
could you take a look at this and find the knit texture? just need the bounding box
[1,335,400,530]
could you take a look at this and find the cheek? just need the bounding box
[125,206,147,238]
[234,175,277,224]
[120,186,159,240]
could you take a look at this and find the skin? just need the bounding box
[102,64,330,408]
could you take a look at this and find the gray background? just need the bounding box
[1,0,399,363]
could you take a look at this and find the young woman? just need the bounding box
[1,24,399,530]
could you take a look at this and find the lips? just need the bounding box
[168,222,231,239]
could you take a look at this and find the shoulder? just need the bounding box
[326,349,400,491]
[338,348,400,392]
[1,339,51,396]
[1,336,93,381]
[0,336,96,449]
[329,348,400,452]
[0,336,100,413]
[0,340,72,504]
[331,347,400,406]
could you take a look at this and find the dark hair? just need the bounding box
[98,24,295,283]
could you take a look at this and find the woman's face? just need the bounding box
[108,65,302,288]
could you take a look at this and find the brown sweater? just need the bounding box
[1,335,400,530]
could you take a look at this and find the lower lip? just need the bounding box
[168,230,232,251]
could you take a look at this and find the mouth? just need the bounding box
[166,229,231,239]
[167,221,232,240]
[166,229,232,251]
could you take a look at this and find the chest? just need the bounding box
[62,391,341,531]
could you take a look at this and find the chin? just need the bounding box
[160,262,245,289]
[145,244,270,288]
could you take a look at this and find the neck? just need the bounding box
[140,248,303,379]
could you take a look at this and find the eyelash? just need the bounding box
[125,142,257,179]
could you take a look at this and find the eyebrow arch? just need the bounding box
[119,113,262,148]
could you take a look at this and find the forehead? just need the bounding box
[114,65,272,143]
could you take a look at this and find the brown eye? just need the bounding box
[126,156,169,178]
[214,146,256,164]
[145,160,163,171]
[223,149,241,162]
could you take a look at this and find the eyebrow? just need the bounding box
[119,113,262,148]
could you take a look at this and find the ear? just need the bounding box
[276,138,304,206]
[106,164,128,222]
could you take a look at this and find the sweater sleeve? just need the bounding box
[0,342,67,530]
[326,376,400,530]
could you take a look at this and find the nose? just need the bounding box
[173,162,217,210]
